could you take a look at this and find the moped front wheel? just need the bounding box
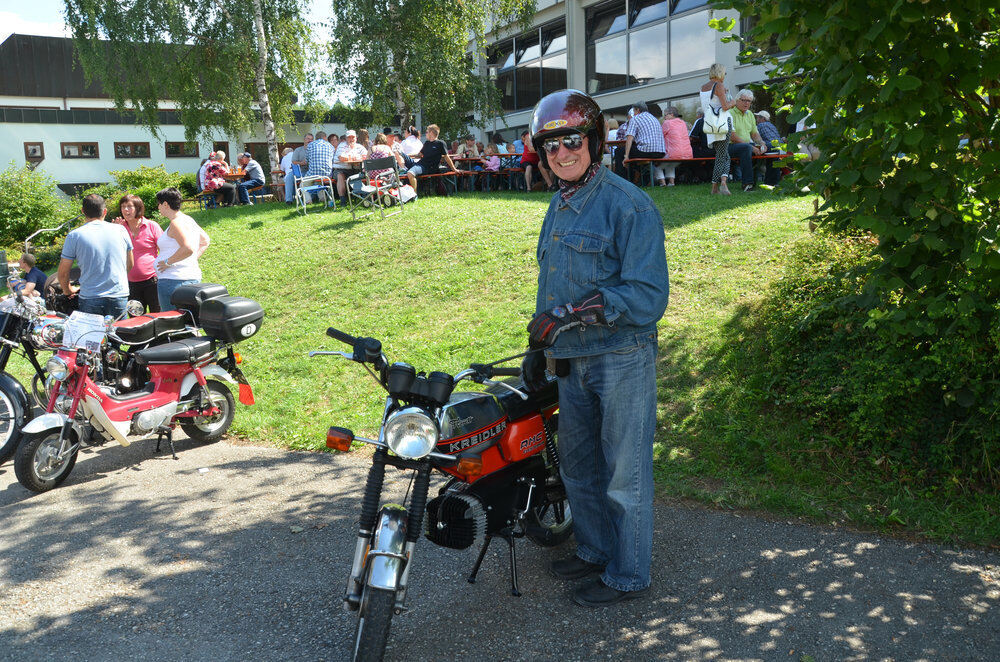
[352,585,395,662]
[13,429,78,493]
[0,376,28,465]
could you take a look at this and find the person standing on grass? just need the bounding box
[58,194,134,318]
[522,89,668,608]
[701,63,737,195]
[154,188,210,312]
[114,194,163,313]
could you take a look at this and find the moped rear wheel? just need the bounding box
[351,585,394,662]
[180,380,235,443]
[0,377,27,465]
[13,429,78,493]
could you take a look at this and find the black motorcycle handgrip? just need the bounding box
[491,367,522,377]
[327,327,356,345]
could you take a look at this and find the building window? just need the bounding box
[61,142,99,159]
[114,142,151,158]
[165,141,199,158]
[489,20,567,113]
[24,142,44,162]
[586,0,712,95]
[213,141,230,157]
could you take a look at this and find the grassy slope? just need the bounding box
[14,187,994,545]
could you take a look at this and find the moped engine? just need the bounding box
[424,483,487,550]
[132,403,179,435]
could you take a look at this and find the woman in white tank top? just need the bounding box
[153,188,211,311]
[700,63,737,195]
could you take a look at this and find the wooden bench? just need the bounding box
[415,170,460,196]
[624,153,794,186]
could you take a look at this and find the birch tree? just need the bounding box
[64,0,314,172]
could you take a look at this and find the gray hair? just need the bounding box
[708,63,726,80]
[665,106,681,118]
[736,89,755,101]
[315,131,327,140]
[632,101,648,113]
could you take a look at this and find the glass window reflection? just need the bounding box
[542,53,568,95]
[586,34,628,94]
[516,61,541,109]
[588,1,628,41]
[629,24,668,83]
[672,0,708,14]
[670,11,714,75]
[631,0,668,27]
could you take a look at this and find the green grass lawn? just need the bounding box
[12,187,995,546]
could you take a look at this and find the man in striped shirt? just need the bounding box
[613,102,666,184]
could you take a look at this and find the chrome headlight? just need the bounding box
[383,407,439,459]
[45,356,69,381]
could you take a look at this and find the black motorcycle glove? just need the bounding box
[526,291,607,347]
[520,348,548,392]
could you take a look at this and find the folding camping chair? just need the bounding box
[347,156,406,222]
[291,163,336,214]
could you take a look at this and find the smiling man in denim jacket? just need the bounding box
[522,89,669,608]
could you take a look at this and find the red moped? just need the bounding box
[13,287,263,492]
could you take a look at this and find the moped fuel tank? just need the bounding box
[435,392,508,457]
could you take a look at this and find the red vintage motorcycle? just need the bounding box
[312,327,571,662]
[13,286,263,492]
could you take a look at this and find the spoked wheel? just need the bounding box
[13,429,78,493]
[180,380,235,443]
[0,374,29,465]
[351,585,395,662]
[526,428,574,547]
[525,488,573,547]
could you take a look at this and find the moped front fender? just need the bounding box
[179,365,235,398]
[22,412,69,435]
[366,504,408,591]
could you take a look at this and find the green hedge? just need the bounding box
[81,164,196,220]
[712,235,1000,488]
[0,161,72,248]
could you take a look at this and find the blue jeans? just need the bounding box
[556,333,658,592]
[78,296,128,318]
[157,278,197,312]
[237,178,264,203]
[727,142,754,187]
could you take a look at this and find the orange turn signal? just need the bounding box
[456,456,483,477]
[233,352,243,364]
[326,426,354,452]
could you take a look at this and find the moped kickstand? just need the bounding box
[155,426,178,460]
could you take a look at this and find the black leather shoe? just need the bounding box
[549,556,605,580]
[572,579,649,608]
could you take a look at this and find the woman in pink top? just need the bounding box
[656,106,695,186]
[115,194,163,312]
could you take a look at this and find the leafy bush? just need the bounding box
[0,161,72,247]
[109,164,185,192]
[710,2,1000,485]
[712,236,1000,488]
[178,173,199,197]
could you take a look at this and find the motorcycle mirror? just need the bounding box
[126,300,145,317]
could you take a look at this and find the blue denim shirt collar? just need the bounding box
[559,166,609,215]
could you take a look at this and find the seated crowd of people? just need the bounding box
[197,93,794,208]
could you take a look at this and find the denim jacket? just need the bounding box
[535,166,669,358]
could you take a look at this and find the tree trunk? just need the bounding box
[251,0,279,172]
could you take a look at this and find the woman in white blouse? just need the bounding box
[153,188,211,312]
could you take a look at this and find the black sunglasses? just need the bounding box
[541,134,586,155]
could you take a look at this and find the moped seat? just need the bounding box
[113,315,155,345]
[146,310,189,337]
[493,377,559,422]
[134,337,216,365]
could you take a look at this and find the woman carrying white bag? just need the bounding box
[700,63,738,195]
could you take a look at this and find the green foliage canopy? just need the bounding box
[327,0,536,135]
[64,0,314,144]
[715,1,1000,396]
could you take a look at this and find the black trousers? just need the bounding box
[614,144,665,183]
[129,276,160,313]
[215,183,237,206]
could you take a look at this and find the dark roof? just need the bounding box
[0,34,108,98]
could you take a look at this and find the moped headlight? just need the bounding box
[383,407,439,459]
[45,356,69,381]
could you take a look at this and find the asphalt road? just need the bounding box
[1,438,998,661]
